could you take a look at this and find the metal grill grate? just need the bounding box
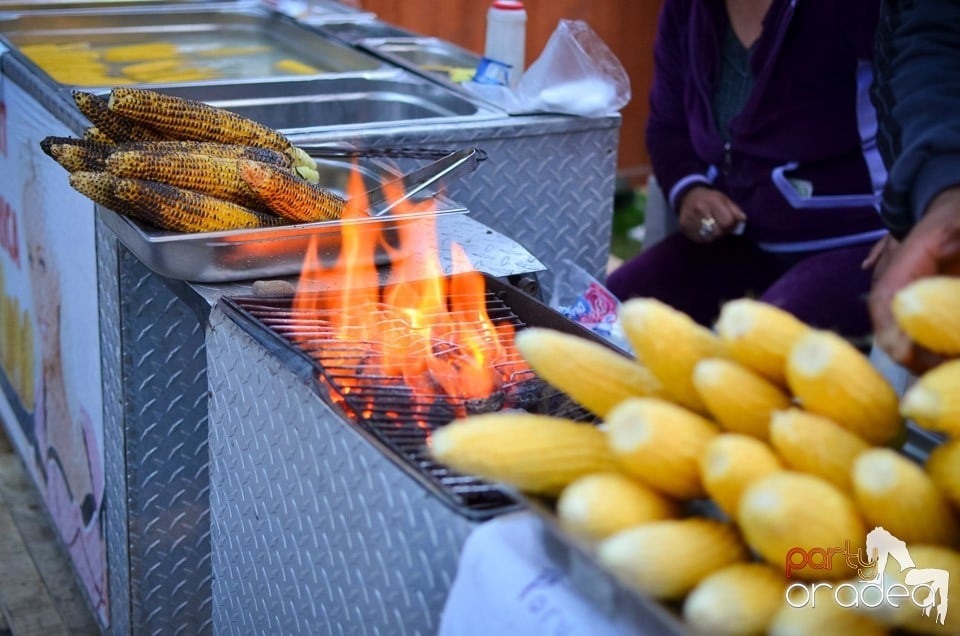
[220,276,596,519]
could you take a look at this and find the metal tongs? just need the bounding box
[364,147,481,217]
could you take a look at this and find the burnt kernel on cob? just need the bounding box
[40,136,113,172]
[105,150,269,211]
[73,90,165,143]
[68,171,152,224]
[239,159,346,223]
[108,87,290,152]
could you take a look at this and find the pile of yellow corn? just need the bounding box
[429,281,960,636]
[40,87,348,233]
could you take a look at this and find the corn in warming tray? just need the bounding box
[0,3,387,88]
[96,154,469,283]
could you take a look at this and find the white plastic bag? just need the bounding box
[515,19,630,117]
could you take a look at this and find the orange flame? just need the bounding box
[293,161,515,402]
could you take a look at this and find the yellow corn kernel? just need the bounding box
[274,58,321,75]
[597,518,749,600]
[604,397,718,499]
[738,472,865,580]
[715,298,810,387]
[108,87,291,153]
[429,413,618,496]
[619,298,725,414]
[901,359,960,436]
[892,276,960,356]
[786,330,902,445]
[693,358,791,440]
[73,90,165,143]
[926,438,960,510]
[239,159,345,222]
[683,563,787,636]
[769,409,869,491]
[556,472,680,542]
[103,42,180,63]
[105,150,267,211]
[39,136,112,172]
[852,448,959,547]
[700,433,783,520]
[513,327,662,419]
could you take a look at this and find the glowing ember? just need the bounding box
[292,161,516,402]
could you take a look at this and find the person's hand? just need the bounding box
[861,232,899,277]
[869,186,960,373]
[677,186,747,243]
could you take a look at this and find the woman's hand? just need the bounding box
[869,187,960,373]
[677,186,748,243]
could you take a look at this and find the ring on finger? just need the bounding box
[699,216,717,239]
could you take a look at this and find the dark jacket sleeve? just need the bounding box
[872,0,960,238]
[645,0,711,209]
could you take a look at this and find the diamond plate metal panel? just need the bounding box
[207,307,477,635]
[118,248,212,636]
[291,115,621,296]
[97,217,131,636]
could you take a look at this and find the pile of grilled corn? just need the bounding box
[42,87,348,232]
[429,278,960,635]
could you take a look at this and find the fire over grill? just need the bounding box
[219,273,598,520]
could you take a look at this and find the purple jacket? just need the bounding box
[647,0,887,250]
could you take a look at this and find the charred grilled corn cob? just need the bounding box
[892,276,960,356]
[83,127,114,144]
[700,433,783,520]
[73,90,165,143]
[901,359,960,436]
[852,448,959,547]
[715,299,810,387]
[786,330,902,445]
[620,298,726,414]
[693,358,791,440]
[513,327,662,419]
[107,88,316,174]
[105,150,268,211]
[239,160,344,221]
[40,136,112,172]
[604,397,719,499]
[597,518,749,600]
[111,140,294,168]
[72,171,283,232]
[768,409,869,491]
[429,413,619,496]
[683,563,787,636]
[68,171,151,224]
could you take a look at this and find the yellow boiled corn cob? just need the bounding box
[926,438,960,510]
[738,472,865,580]
[604,397,718,499]
[73,90,165,143]
[556,472,680,542]
[714,298,811,387]
[786,330,902,445]
[693,358,791,440]
[107,88,317,174]
[891,276,960,356]
[40,136,112,172]
[120,58,184,80]
[512,327,662,419]
[682,563,787,636]
[103,42,180,63]
[105,150,269,211]
[72,171,283,232]
[619,298,725,414]
[700,433,783,520]
[852,448,959,547]
[429,413,618,496]
[239,160,345,220]
[768,409,869,491]
[901,359,960,436]
[275,59,321,75]
[596,518,749,600]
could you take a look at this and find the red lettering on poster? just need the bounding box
[0,197,20,268]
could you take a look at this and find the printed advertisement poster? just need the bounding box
[0,76,107,624]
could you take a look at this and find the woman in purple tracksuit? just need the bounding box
[606,0,886,339]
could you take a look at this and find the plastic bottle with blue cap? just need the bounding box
[483,0,527,88]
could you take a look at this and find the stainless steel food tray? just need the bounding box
[97,155,470,283]
[308,15,418,43]
[359,36,482,87]
[0,4,389,88]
